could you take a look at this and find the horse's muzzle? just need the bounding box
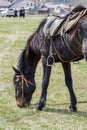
[17,102,29,108]
[16,98,30,108]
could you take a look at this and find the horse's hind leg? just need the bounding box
[62,62,77,112]
[36,56,52,110]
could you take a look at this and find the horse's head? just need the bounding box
[78,14,87,60]
[12,67,36,108]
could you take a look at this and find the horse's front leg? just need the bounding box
[36,56,52,110]
[62,62,77,112]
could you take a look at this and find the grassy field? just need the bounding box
[0,16,87,130]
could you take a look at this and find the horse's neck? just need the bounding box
[24,65,34,77]
[23,49,40,78]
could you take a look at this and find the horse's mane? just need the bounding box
[17,49,25,72]
[35,18,47,33]
[26,18,47,47]
[17,18,47,72]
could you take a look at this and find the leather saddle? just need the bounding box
[43,8,87,39]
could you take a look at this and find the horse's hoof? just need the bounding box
[36,105,43,111]
[69,105,77,112]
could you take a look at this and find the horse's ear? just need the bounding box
[12,66,20,74]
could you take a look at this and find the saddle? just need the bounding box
[43,9,87,38]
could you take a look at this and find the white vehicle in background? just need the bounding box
[0,8,5,14]
[1,9,7,17]
[1,9,15,17]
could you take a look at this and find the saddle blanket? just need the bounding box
[43,9,87,38]
[43,16,64,38]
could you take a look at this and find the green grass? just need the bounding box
[0,16,87,130]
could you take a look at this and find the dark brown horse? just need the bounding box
[13,7,87,112]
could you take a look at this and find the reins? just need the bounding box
[16,74,36,98]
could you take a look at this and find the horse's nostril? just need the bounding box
[17,102,29,108]
[17,103,26,108]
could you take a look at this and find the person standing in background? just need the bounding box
[19,7,22,18]
[14,8,18,17]
[19,7,25,18]
[22,7,25,18]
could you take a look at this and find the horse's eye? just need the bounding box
[15,78,20,83]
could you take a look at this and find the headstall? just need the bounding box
[16,74,36,98]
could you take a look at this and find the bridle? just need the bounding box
[16,74,36,98]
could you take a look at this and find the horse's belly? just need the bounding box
[54,42,80,62]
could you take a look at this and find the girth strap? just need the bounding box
[47,37,55,66]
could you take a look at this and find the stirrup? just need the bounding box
[47,54,55,66]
